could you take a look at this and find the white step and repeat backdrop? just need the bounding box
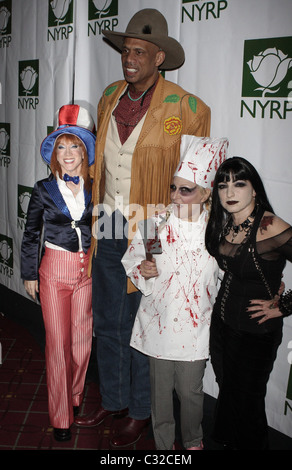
[0,0,291,438]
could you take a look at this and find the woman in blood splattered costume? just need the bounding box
[122,136,228,450]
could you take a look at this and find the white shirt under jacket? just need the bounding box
[122,208,219,361]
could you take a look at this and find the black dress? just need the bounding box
[210,206,292,449]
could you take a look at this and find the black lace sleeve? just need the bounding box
[278,290,292,317]
[257,226,292,317]
[256,227,292,262]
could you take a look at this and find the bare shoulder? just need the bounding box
[258,211,291,240]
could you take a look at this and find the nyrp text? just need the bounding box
[182,0,228,22]
[88,18,118,36]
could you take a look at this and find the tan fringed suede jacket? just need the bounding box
[89,74,211,272]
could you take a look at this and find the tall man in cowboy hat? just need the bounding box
[75,8,211,447]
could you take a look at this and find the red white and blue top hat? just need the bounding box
[40,104,96,166]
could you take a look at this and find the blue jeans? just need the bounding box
[92,211,151,419]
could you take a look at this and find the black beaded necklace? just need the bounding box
[223,206,257,242]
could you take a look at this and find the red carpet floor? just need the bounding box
[1,312,291,452]
[0,314,155,451]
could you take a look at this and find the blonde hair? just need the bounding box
[199,186,212,215]
[50,134,92,193]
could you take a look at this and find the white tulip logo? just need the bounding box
[50,0,72,24]
[0,240,12,265]
[92,0,112,17]
[0,128,9,155]
[288,340,292,365]
[0,6,10,34]
[247,47,292,97]
[19,192,31,217]
[20,66,38,96]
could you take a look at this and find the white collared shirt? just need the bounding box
[45,174,85,252]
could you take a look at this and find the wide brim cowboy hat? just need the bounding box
[40,105,96,166]
[102,8,185,71]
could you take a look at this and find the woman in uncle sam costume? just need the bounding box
[122,135,228,450]
[21,105,96,442]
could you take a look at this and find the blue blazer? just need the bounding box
[21,174,93,280]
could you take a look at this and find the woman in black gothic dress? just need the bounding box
[205,156,292,450]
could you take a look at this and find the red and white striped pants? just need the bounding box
[39,248,92,429]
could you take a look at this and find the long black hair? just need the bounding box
[205,156,274,256]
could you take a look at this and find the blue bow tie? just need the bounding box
[63,173,80,184]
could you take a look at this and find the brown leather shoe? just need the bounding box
[110,417,151,447]
[74,406,128,427]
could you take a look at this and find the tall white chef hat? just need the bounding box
[174,135,229,188]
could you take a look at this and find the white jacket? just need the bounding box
[122,209,219,361]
